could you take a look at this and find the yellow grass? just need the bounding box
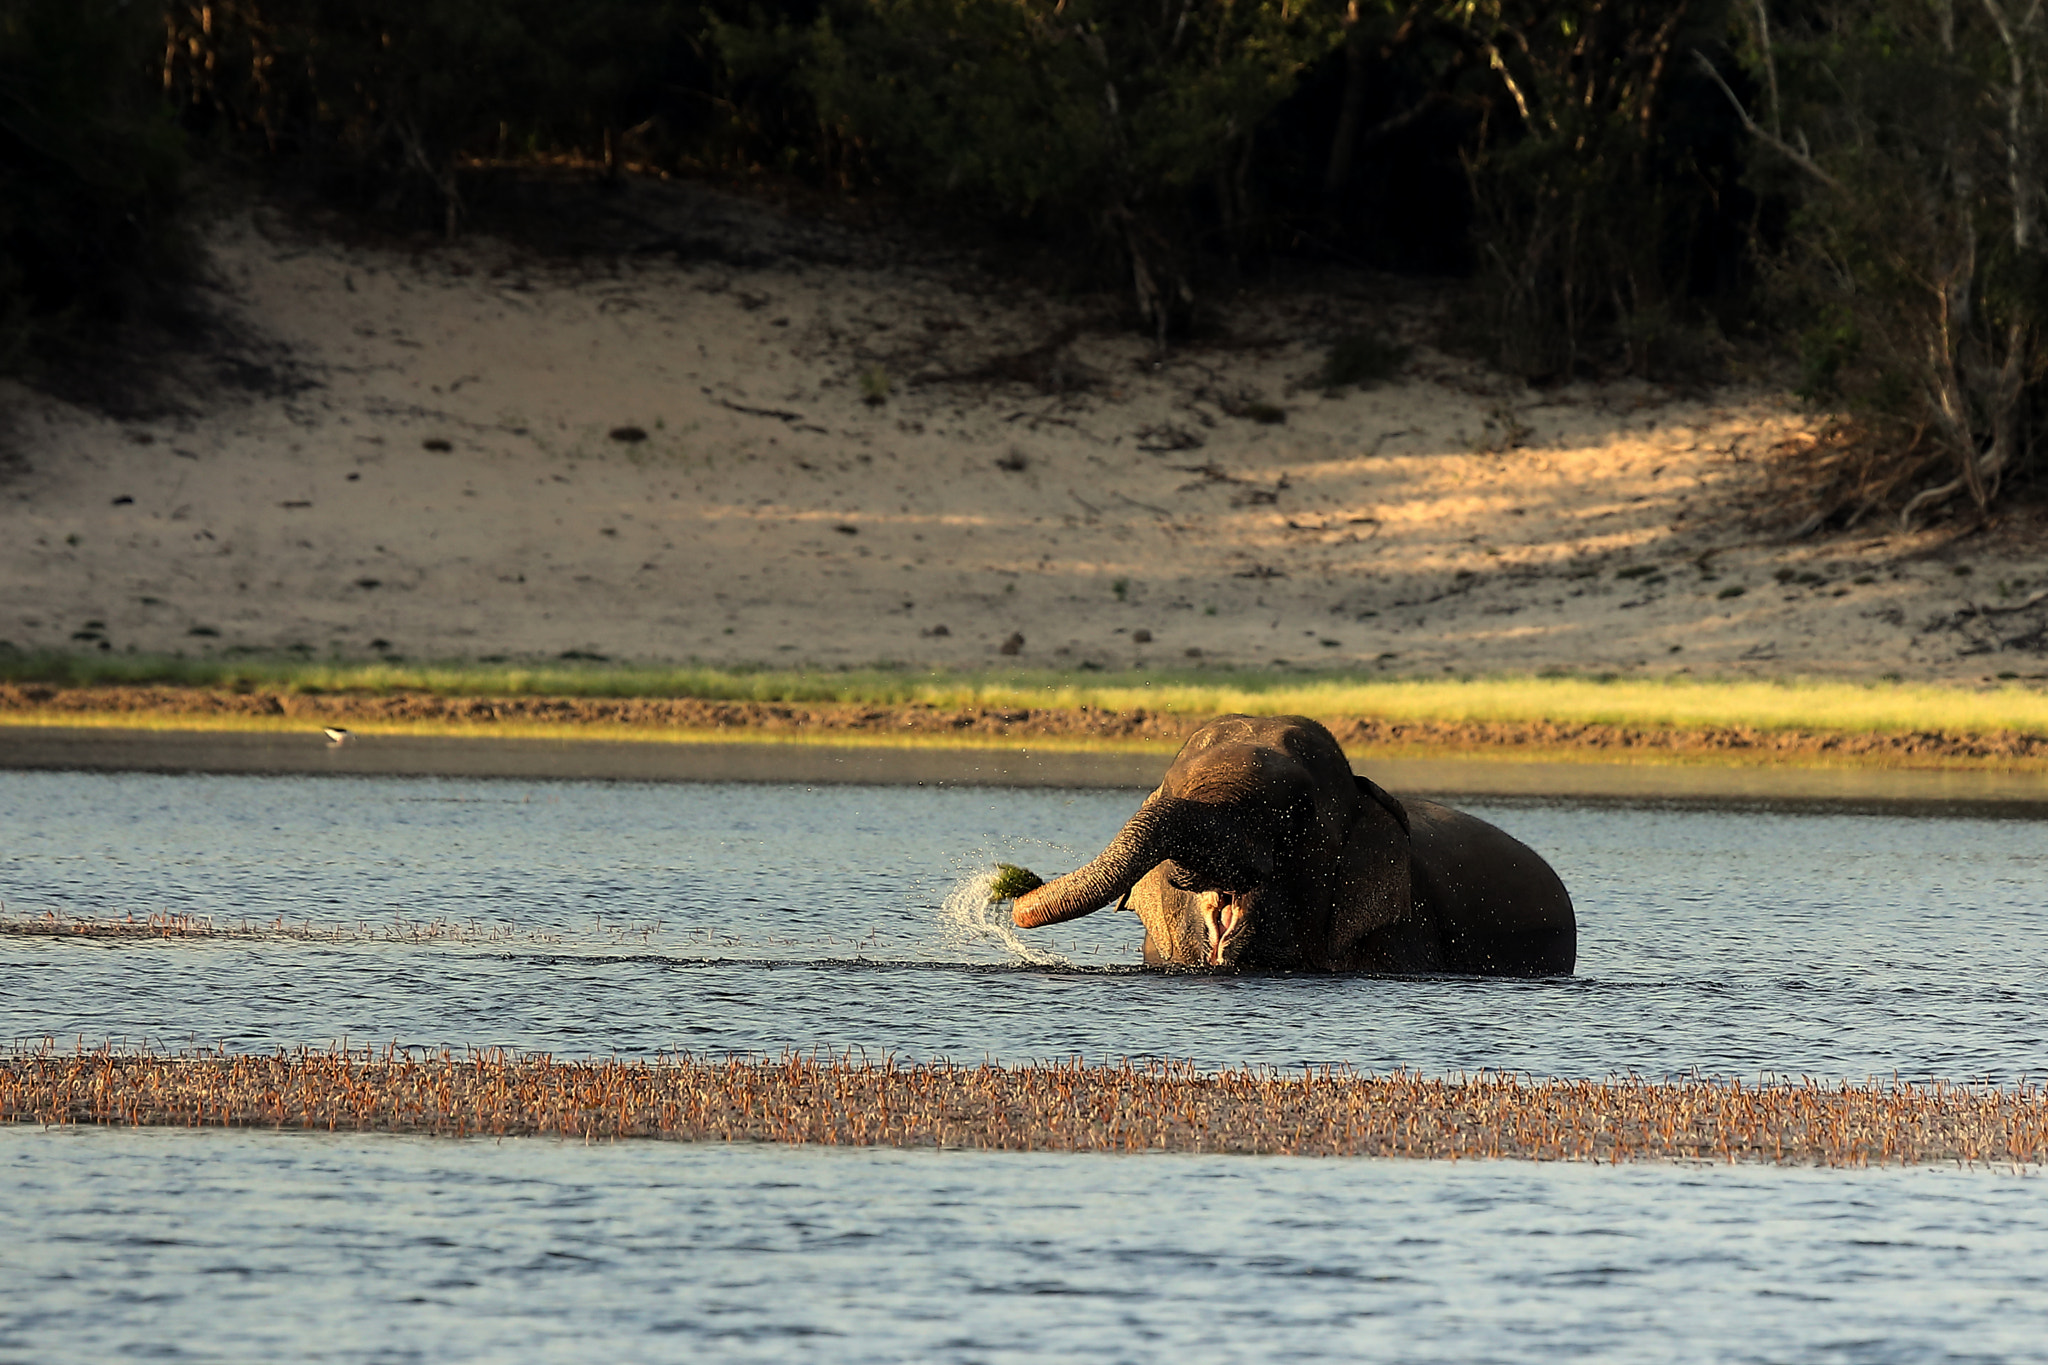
[5,654,2045,737]
[6,656,2048,777]
[926,673,2048,738]
[6,1045,2044,1168]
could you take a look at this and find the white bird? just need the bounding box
[323,727,353,745]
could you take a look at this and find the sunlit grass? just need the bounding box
[4,650,2045,738]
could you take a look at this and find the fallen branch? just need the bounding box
[1957,587,2048,618]
[1693,51,1846,192]
[718,398,808,423]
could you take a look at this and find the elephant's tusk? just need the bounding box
[1202,895,1247,966]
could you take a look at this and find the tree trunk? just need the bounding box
[1322,13,1371,196]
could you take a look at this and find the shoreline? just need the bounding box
[7,723,2048,811]
[5,679,2048,772]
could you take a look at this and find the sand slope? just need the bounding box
[3,188,2044,683]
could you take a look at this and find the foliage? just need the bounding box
[166,0,541,235]
[721,0,1343,337]
[1449,0,1746,380]
[988,864,1045,900]
[11,0,2044,531]
[1318,331,1410,388]
[162,1,712,236]
[0,0,190,373]
[0,1,1763,383]
[1723,0,2048,527]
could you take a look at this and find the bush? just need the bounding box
[34,0,2038,534]
[721,0,1342,339]
[0,0,190,373]
[139,0,1769,377]
[165,0,547,237]
[1451,0,1746,381]
[1724,0,2048,525]
[165,1,716,237]
[1318,332,1409,389]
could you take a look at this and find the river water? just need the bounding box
[5,770,2048,1361]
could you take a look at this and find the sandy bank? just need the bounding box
[4,183,2045,689]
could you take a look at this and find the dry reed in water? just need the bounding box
[0,910,565,945]
[5,1046,2045,1168]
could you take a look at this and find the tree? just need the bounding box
[0,0,188,371]
[1711,0,2046,526]
[1450,0,1742,378]
[726,0,1343,341]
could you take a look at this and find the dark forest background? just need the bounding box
[4,0,2044,529]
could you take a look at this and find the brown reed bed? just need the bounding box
[5,1046,2045,1169]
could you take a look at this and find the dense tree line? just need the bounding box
[3,0,2042,525]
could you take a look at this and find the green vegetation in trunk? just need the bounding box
[988,864,1046,900]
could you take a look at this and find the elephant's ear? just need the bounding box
[1355,775,1410,836]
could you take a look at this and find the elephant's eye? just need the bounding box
[1168,863,1240,898]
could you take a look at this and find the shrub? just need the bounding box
[1318,332,1409,389]
[165,1,717,237]
[722,0,1342,340]
[0,0,190,373]
[164,0,548,238]
[1452,0,1745,381]
[1720,0,2048,526]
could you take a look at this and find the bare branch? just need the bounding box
[1959,586,2048,616]
[1485,44,1541,134]
[1899,475,1965,531]
[1692,51,1845,191]
[1980,0,2040,249]
[1355,95,1444,153]
[1751,1,1783,138]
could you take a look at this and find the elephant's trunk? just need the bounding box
[1011,798,1180,929]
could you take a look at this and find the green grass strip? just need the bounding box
[3,650,2045,738]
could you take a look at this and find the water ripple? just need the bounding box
[6,771,2048,1358]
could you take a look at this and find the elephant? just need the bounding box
[1009,714,1575,975]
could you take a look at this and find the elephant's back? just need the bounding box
[1405,799,1576,975]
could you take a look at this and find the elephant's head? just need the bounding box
[1011,738,1326,968]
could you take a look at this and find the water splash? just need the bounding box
[939,866,1070,967]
